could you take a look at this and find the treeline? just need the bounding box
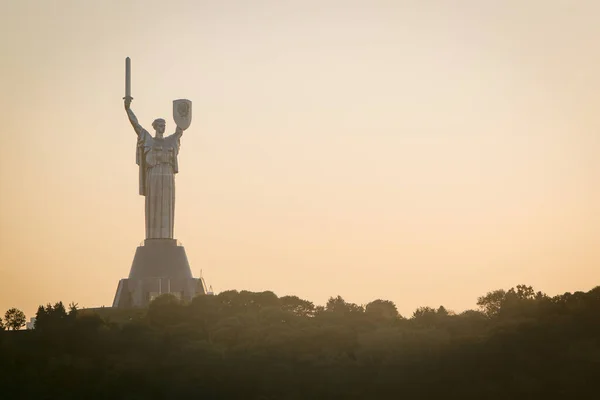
[1,285,599,399]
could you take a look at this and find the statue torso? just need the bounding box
[141,134,180,169]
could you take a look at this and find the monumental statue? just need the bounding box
[125,90,190,239]
[113,57,206,308]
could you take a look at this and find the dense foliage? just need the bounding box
[1,285,599,399]
[3,307,26,331]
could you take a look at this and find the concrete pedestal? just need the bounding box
[112,239,206,308]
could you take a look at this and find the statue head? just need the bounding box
[152,118,166,137]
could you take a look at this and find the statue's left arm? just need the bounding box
[173,126,184,139]
[170,126,184,174]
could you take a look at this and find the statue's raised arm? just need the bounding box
[173,125,183,138]
[124,98,148,137]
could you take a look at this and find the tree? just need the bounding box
[513,285,536,300]
[412,306,436,319]
[365,299,399,319]
[52,301,67,318]
[68,302,79,318]
[478,285,548,318]
[147,293,184,326]
[325,296,364,314]
[411,306,438,327]
[34,302,69,331]
[34,305,47,330]
[280,295,316,317]
[4,308,26,331]
[437,306,453,316]
[476,289,506,317]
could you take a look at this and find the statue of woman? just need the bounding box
[124,97,183,239]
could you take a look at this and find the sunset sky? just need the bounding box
[1,0,600,318]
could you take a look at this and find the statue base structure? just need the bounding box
[112,239,206,308]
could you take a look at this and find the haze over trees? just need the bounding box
[0,285,599,398]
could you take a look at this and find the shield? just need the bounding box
[173,99,192,130]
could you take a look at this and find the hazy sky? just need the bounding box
[1,0,600,318]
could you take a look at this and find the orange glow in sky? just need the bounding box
[1,1,600,318]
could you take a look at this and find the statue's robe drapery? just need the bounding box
[127,108,182,239]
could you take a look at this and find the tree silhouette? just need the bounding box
[325,295,363,314]
[4,308,26,330]
[2,285,600,398]
[34,302,69,331]
[477,289,507,317]
[365,299,399,319]
[280,295,316,317]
